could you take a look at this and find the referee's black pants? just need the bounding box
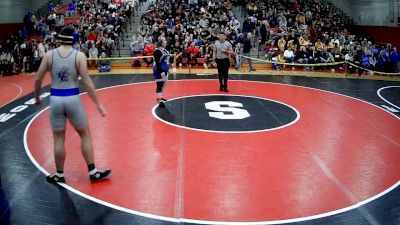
[216,58,230,88]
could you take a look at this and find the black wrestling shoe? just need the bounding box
[158,101,165,108]
[223,86,229,92]
[161,98,168,102]
[219,85,224,91]
[46,174,65,184]
[90,169,111,181]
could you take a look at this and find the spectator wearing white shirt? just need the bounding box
[199,16,209,28]
[108,1,118,13]
[55,15,65,33]
[143,33,152,44]
[278,16,287,33]
[88,44,99,68]
[131,31,141,43]
[38,42,46,59]
[0,52,6,61]
[228,17,240,33]
[330,36,340,46]
[130,36,144,55]
[284,47,295,63]
[32,45,40,71]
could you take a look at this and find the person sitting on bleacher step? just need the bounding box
[98,52,111,72]
[187,42,201,67]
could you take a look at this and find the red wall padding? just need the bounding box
[354,25,400,48]
[0,23,23,43]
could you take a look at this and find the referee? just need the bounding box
[213,32,233,92]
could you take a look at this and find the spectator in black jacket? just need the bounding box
[235,32,256,71]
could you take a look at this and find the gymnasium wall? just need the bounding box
[347,0,394,26]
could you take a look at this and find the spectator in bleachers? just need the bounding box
[284,46,295,63]
[98,52,111,72]
[332,43,343,61]
[46,11,57,28]
[299,34,310,47]
[66,1,77,17]
[37,19,48,39]
[287,39,297,53]
[143,32,153,44]
[297,46,308,64]
[108,1,118,14]
[186,41,201,66]
[55,15,65,33]
[202,42,214,68]
[103,33,115,50]
[227,16,240,33]
[376,50,388,72]
[241,17,252,34]
[47,3,54,13]
[32,44,40,71]
[0,51,6,75]
[275,51,286,69]
[323,49,336,71]
[199,26,211,46]
[73,40,80,51]
[86,30,97,44]
[130,36,145,56]
[182,33,192,51]
[315,38,324,51]
[359,50,372,73]
[1,50,17,75]
[23,12,34,33]
[278,16,288,33]
[277,35,286,52]
[4,0,131,75]
[227,30,239,47]
[20,40,30,72]
[259,22,269,45]
[264,40,279,60]
[88,43,98,68]
[390,47,400,72]
[199,15,209,28]
[236,32,255,72]
[1,0,398,75]
[80,42,89,56]
[143,41,156,66]
[369,52,377,71]
[20,27,29,39]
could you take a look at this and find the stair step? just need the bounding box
[114,49,131,54]
[119,44,132,49]
[112,0,153,58]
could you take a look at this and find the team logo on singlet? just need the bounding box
[58,67,71,82]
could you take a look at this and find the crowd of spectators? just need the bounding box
[0,0,137,75]
[129,0,399,74]
[130,0,243,68]
[1,0,399,75]
[243,0,400,73]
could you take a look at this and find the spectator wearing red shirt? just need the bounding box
[265,41,279,60]
[143,42,156,66]
[86,31,97,43]
[186,41,200,66]
[293,1,301,10]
